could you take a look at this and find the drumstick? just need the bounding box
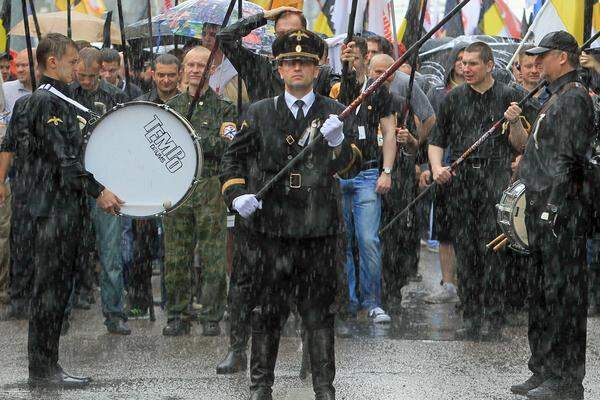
[486,234,506,249]
[493,238,509,252]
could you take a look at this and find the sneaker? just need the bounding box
[424,282,459,304]
[427,240,440,253]
[368,307,391,324]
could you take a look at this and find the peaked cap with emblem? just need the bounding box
[272,29,324,63]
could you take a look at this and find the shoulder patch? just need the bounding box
[220,122,238,141]
[47,116,63,126]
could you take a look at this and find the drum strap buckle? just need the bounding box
[290,173,302,189]
[472,160,482,169]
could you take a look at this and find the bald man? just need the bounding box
[162,46,238,337]
[2,49,38,117]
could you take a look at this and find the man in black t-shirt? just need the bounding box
[429,42,536,341]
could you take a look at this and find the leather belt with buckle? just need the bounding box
[290,173,302,188]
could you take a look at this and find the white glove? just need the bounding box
[320,115,344,147]
[232,194,262,219]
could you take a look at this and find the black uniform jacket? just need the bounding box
[520,70,595,206]
[217,13,339,102]
[220,93,356,238]
[2,76,104,217]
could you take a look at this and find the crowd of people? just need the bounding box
[0,5,598,400]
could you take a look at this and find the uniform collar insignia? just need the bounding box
[47,117,63,126]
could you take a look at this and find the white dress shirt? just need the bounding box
[284,90,315,119]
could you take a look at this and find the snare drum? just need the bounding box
[496,180,529,254]
[84,101,202,218]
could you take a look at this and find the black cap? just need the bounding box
[272,29,323,63]
[526,31,579,55]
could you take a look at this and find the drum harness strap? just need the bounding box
[39,84,101,123]
[532,82,583,149]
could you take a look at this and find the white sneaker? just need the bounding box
[368,307,391,323]
[424,282,459,304]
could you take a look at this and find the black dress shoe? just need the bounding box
[162,319,191,336]
[29,371,91,388]
[202,321,220,336]
[511,374,544,395]
[216,350,247,374]
[106,318,131,335]
[527,379,584,400]
[315,388,335,400]
[249,387,273,400]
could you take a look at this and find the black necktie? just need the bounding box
[295,99,305,124]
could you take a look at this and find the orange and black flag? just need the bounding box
[398,0,424,52]
[0,0,10,53]
[251,0,303,9]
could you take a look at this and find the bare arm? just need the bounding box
[376,115,397,194]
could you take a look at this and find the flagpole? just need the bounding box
[389,0,399,59]
[185,0,237,121]
[67,0,72,39]
[237,0,243,114]
[146,0,154,60]
[402,0,427,128]
[505,0,550,72]
[505,30,532,72]
[174,0,179,50]
[28,0,41,41]
[19,0,35,89]
[116,0,132,98]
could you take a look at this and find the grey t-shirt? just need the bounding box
[389,72,435,122]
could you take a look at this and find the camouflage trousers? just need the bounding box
[0,182,10,304]
[163,176,227,322]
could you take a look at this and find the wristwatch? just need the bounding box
[382,167,392,175]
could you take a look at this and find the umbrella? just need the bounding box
[10,10,122,45]
[127,0,275,53]
[418,35,520,88]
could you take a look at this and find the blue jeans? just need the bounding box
[90,199,126,320]
[339,168,383,312]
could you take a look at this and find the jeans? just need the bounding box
[90,199,126,320]
[339,168,382,312]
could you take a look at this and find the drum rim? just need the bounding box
[83,100,203,218]
[497,179,530,254]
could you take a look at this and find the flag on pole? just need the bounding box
[462,0,481,35]
[367,0,394,43]
[479,0,522,38]
[312,0,334,36]
[0,0,10,52]
[397,0,423,50]
[55,0,107,17]
[526,0,586,44]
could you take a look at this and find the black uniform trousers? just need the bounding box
[447,160,509,325]
[525,192,588,385]
[226,222,258,351]
[28,208,83,377]
[9,202,35,307]
[252,232,337,331]
[381,155,418,309]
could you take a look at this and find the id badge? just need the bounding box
[358,126,366,140]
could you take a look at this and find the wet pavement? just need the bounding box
[1,249,600,399]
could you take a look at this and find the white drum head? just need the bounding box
[84,102,201,218]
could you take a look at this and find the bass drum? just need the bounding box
[496,180,529,254]
[84,101,202,218]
